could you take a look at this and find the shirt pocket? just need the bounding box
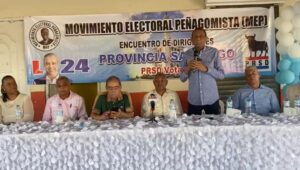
[69,105,79,119]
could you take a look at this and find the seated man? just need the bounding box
[141,73,183,118]
[91,75,134,121]
[232,66,280,116]
[287,84,300,107]
[43,76,87,122]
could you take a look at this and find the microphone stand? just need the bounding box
[149,109,157,123]
[147,102,157,123]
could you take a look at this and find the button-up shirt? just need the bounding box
[43,91,87,122]
[141,89,183,117]
[180,46,224,105]
[232,85,280,116]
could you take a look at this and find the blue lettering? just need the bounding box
[170,51,179,61]
[159,53,167,63]
[124,54,133,64]
[98,55,106,65]
[107,54,115,65]
[147,53,155,62]
[116,54,124,64]
[137,53,146,64]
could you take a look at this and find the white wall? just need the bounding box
[0,21,28,93]
[0,0,204,18]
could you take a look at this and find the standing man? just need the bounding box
[141,72,182,117]
[180,27,224,115]
[232,66,280,116]
[43,76,87,122]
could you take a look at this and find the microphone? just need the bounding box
[194,49,201,61]
[148,93,157,112]
[148,93,157,123]
[150,101,155,112]
[192,50,201,73]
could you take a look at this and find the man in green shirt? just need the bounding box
[91,76,134,121]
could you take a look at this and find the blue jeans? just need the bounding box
[188,100,220,115]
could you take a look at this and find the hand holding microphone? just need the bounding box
[190,49,208,72]
[194,50,201,61]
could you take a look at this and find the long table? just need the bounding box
[0,114,299,169]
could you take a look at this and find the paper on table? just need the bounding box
[283,108,300,116]
[226,108,242,117]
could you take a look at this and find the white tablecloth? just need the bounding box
[0,114,299,170]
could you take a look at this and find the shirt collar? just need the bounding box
[58,91,73,100]
[46,74,59,84]
[246,84,266,89]
[153,89,169,96]
[193,46,206,53]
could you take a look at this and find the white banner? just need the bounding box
[24,7,276,84]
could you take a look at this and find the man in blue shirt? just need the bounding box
[232,66,280,116]
[180,27,225,115]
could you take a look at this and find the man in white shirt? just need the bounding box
[141,73,183,117]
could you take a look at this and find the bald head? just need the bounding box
[245,66,260,89]
[56,76,71,99]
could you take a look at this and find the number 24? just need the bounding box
[61,59,90,73]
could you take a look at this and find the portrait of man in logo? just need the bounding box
[29,20,61,51]
[39,28,54,45]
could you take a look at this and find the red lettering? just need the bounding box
[32,60,43,75]
[141,67,146,75]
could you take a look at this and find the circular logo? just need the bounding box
[29,20,61,51]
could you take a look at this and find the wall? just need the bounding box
[0,0,204,18]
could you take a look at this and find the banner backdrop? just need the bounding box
[24,7,276,84]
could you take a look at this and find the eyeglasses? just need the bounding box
[107,86,120,91]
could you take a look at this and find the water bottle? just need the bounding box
[227,96,233,109]
[15,105,23,123]
[55,103,64,123]
[283,97,290,115]
[225,96,233,115]
[169,99,177,118]
[201,109,206,116]
[244,96,252,115]
[294,95,300,114]
[79,119,85,128]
